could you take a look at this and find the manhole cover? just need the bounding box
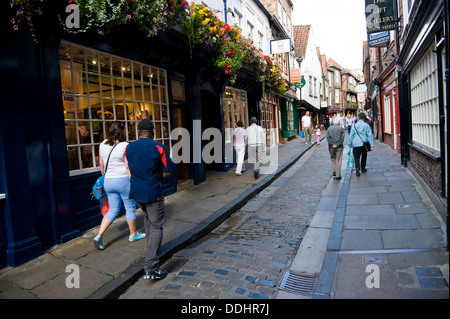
[278,271,317,296]
[364,256,384,264]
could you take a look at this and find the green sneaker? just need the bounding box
[129,232,146,242]
[93,236,105,250]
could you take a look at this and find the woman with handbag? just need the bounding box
[348,112,374,177]
[93,121,146,250]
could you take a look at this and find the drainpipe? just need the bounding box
[443,0,449,250]
[223,0,228,23]
[378,47,384,142]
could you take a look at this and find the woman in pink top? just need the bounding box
[232,120,246,176]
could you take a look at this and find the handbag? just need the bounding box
[91,142,119,200]
[354,126,371,152]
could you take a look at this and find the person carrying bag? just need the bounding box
[93,121,146,250]
[348,112,374,177]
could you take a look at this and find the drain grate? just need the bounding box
[278,271,317,296]
[161,256,189,273]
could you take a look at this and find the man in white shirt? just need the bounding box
[245,117,265,179]
[345,114,355,134]
[301,111,313,144]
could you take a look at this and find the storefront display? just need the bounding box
[222,86,249,144]
[59,42,171,175]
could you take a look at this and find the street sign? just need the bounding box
[365,0,396,34]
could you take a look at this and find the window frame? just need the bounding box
[410,45,440,155]
[59,42,171,176]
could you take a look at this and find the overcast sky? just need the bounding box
[291,0,367,71]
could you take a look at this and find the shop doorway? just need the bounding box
[172,101,190,180]
[201,90,221,171]
[171,80,193,189]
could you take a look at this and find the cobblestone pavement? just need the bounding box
[120,140,333,299]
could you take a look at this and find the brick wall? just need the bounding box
[409,147,442,196]
[384,133,394,150]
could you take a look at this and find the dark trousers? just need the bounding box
[353,146,367,171]
[137,196,165,273]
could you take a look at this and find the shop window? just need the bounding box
[286,102,294,131]
[261,92,278,147]
[222,87,248,144]
[410,45,440,154]
[59,42,171,175]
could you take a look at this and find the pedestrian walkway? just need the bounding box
[0,135,317,299]
[277,140,448,299]
[1,134,447,300]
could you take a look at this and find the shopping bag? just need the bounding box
[348,149,355,167]
[300,130,305,138]
[100,196,109,216]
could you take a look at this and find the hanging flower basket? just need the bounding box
[9,0,287,94]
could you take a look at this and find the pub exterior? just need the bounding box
[0,1,286,267]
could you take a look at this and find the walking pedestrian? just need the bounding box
[327,117,346,180]
[93,121,146,250]
[348,112,374,176]
[125,119,174,280]
[232,120,246,176]
[345,113,355,135]
[315,124,321,145]
[302,111,313,144]
[245,117,265,179]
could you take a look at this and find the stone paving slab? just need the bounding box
[344,215,421,230]
[314,141,448,299]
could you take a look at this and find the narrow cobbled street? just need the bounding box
[120,139,333,299]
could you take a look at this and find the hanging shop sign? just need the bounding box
[357,92,367,103]
[368,31,390,47]
[294,76,306,89]
[270,38,291,54]
[365,0,396,34]
[290,68,301,83]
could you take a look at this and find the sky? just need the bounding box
[291,0,368,71]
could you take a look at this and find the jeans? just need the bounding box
[137,196,165,273]
[103,177,136,222]
[353,146,367,171]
